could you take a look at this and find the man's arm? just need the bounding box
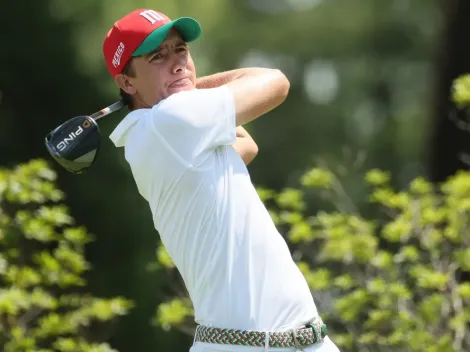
[196,68,267,89]
[196,68,290,126]
[233,126,258,165]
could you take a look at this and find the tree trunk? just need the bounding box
[429,0,470,183]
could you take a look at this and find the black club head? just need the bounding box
[45,116,101,174]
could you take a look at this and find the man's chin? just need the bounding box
[168,84,194,95]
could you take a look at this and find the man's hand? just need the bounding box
[233,126,258,166]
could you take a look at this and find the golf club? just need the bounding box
[44,100,125,174]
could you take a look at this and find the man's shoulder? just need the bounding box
[109,109,151,147]
[156,87,230,112]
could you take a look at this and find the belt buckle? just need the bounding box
[307,316,324,344]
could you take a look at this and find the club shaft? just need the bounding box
[90,100,125,121]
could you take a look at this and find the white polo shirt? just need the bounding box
[109,86,318,332]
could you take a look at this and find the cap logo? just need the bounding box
[112,42,125,68]
[140,10,165,24]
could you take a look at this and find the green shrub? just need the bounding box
[0,160,133,352]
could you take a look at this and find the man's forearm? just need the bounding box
[196,68,269,89]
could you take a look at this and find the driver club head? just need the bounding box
[44,115,101,174]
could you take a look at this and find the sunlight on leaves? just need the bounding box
[0,160,132,350]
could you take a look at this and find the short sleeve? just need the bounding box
[149,86,237,164]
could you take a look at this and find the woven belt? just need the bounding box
[194,317,327,349]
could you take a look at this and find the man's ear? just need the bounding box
[115,74,137,95]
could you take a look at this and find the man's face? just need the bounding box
[116,29,197,108]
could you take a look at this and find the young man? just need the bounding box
[103,8,340,352]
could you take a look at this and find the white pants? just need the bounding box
[190,335,341,352]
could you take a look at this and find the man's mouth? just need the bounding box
[169,78,190,88]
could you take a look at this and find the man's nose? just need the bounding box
[172,54,188,74]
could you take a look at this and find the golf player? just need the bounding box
[103,8,340,352]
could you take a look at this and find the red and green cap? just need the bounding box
[103,9,201,77]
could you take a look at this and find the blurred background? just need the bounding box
[2,0,470,351]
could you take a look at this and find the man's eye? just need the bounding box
[150,53,163,61]
[176,46,188,52]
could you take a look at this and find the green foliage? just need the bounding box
[0,160,133,352]
[153,298,193,332]
[283,168,470,351]
[151,165,470,351]
[452,74,470,108]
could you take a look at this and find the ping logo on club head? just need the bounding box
[56,124,85,152]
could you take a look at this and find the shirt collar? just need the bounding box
[109,109,148,147]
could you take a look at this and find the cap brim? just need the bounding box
[132,17,202,57]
